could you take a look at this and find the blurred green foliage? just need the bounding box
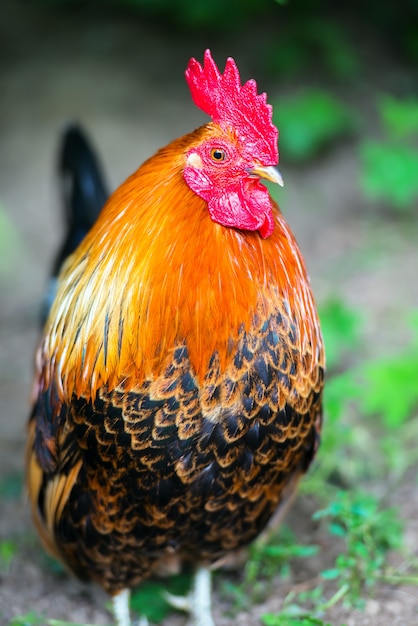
[360,338,418,429]
[318,299,362,371]
[322,308,418,433]
[360,141,418,209]
[222,526,319,611]
[273,90,356,163]
[42,0,272,29]
[0,540,17,571]
[129,0,271,29]
[379,97,418,139]
[359,96,418,210]
[9,613,48,626]
[315,303,418,489]
[39,0,418,65]
[130,572,191,622]
[265,18,360,82]
[9,615,97,626]
[314,492,403,608]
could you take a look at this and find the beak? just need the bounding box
[249,165,284,187]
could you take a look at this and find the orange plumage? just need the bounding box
[40,127,320,400]
[27,51,324,626]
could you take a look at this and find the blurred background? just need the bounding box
[0,0,418,624]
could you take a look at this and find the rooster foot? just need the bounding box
[164,566,215,626]
[112,588,149,626]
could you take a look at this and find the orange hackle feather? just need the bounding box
[40,124,321,404]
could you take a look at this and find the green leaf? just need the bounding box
[328,522,347,537]
[323,370,361,424]
[263,544,319,559]
[359,352,418,427]
[9,613,45,626]
[273,89,356,163]
[360,140,418,209]
[0,540,17,570]
[379,96,418,139]
[130,572,191,623]
[320,568,341,580]
[319,299,362,370]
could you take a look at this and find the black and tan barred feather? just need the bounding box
[28,303,323,594]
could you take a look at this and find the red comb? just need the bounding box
[185,49,278,165]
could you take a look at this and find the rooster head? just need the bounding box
[184,49,283,239]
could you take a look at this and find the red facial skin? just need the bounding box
[183,132,275,239]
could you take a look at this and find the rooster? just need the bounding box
[26,50,324,626]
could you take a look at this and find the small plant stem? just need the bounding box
[318,583,350,610]
[379,574,418,585]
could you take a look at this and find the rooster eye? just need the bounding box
[210,148,226,162]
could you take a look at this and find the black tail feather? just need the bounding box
[53,123,109,276]
[42,123,109,324]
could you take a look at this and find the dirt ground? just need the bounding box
[1,1,418,625]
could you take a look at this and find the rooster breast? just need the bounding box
[29,294,323,594]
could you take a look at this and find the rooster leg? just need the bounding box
[112,588,149,626]
[189,566,215,626]
[165,566,215,626]
[112,589,131,626]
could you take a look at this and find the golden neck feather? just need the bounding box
[40,137,321,401]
